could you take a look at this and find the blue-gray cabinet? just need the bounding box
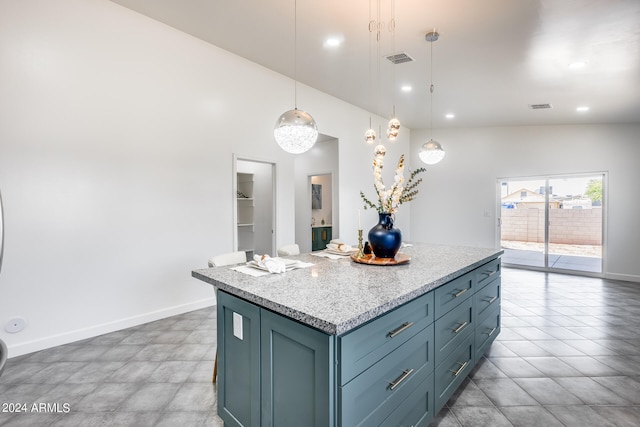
[216,257,501,426]
[217,291,332,427]
[217,291,261,427]
[260,309,333,427]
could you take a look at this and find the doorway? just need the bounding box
[234,157,276,258]
[293,136,339,253]
[310,174,333,251]
[498,173,605,275]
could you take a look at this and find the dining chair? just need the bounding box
[277,243,300,256]
[208,251,247,268]
[207,250,247,383]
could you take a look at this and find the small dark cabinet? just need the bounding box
[311,226,332,251]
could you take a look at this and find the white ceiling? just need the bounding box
[110,0,640,129]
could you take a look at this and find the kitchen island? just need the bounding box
[193,244,502,427]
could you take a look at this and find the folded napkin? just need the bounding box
[253,254,286,273]
[311,252,348,260]
[326,243,353,252]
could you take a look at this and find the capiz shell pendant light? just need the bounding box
[419,30,445,165]
[274,0,318,154]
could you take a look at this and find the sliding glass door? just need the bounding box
[499,173,604,274]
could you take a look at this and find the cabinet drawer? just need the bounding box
[434,271,474,319]
[475,306,501,362]
[339,324,434,427]
[475,258,501,290]
[380,372,434,427]
[473,277,500,322]
[339,292,434,385]
[435,333,474,412]
[434,297,473,366]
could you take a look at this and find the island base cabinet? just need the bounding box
[380,373,435,427]
[217,290,333,427]
[217,292,261,427]
[214,256,501,426]
[339,325,434,427]
[434,333,474,412]
[260,309,333,427]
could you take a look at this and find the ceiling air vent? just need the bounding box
[528,103,552,110]
[386,52,414,64]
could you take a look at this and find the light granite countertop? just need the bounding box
[192,244,502,336]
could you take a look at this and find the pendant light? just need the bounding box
[364,0,379,144]
[419,30,446,165]
[274,0,318,154]
[386,0,400,143]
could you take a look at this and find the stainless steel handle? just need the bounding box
[486,296,498,304]
[453,288,468,298]
[388,321,414,338]
[484,270,497,277]
[453,321,468,334]
[389,368,414,390]
[449,361,469,377]
[487,327,497,337]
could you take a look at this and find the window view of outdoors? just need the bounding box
[500,175,603,273]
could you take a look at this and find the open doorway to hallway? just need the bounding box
[498,173,605,275]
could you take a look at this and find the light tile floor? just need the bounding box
[1,268,639,426]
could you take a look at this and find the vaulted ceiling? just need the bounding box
[111,0,640,129]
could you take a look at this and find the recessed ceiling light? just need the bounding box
[576,106,590,112]
[445,113,455,119]
[323,37,342,48]
[401,85,412,92]
[569,61,587,69]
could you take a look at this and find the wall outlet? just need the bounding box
[5,317,27,333]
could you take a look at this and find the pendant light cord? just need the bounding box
[429,33,434,139]
[390,0,396,119]
[294,0,298,109]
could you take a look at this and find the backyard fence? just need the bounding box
[501,208,602,245]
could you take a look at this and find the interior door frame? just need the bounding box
[232,154,277,257]
[496,172,607,277]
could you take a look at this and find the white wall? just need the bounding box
[0,0,410,356]
[409,124,640,283]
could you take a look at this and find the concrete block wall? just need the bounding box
[501,208,602,245]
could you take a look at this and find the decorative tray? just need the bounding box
[350,253,410,265]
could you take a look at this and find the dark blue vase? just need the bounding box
[368,213,402,259]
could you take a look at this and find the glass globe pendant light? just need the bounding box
[419,139,445,164]
[274,109,318,154]
[419,30,445,165]
[274,0,318,154]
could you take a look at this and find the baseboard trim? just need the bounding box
[7,297,216,358]
[605,272,640,283]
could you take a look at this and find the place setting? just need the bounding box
[311,239,357,259]
[231,254,314,277]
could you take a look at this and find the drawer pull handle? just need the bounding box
[484,270,498,277]
[453,321,468,334]
[389,368,414,390]
[388,321,414,338]
[449,361,469,377]
[486,296,498,304]
[453,288,468,298]
[487,327,497,337]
